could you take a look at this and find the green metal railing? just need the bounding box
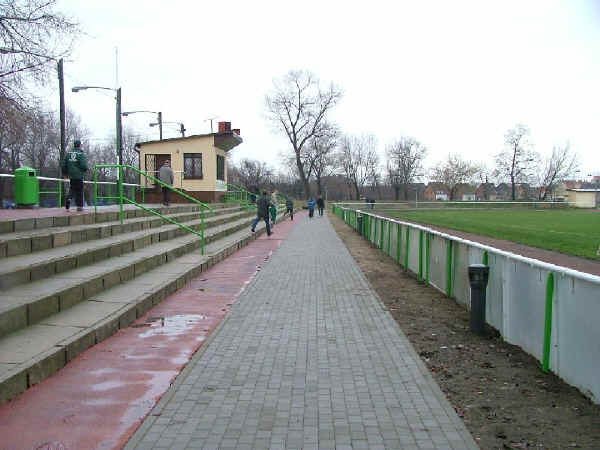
[38,177,63,207]
[223,183,258,210]
[93,164,214,254]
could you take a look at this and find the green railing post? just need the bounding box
[93,169,98,214]
[404,227,410,270]
[425,233,431,284]
[542,272,555,372]
[387,220,392,256]
[396,223,401,262]
[379,219,384,249]
[483,250,488,266]
[118,166,124,224]
[446,240,454,297]
[57,180,62,209]
[418,230,424,281]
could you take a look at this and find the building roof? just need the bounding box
[135,131,243,152]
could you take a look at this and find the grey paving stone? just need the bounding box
[125,214,478,450]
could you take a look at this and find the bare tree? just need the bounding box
[337,134,379,200]
[430,153,478,200]
[20,108,59,175]
[265,69,342,199]
[306,124,338,197]
[534,142,579,200]
[386,137,427,200]
[494,124,536,200]
[0,96,26,172]
[0,0,79,105]
[229,158,273,192]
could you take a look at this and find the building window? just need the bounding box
[184,153,203,179]
[216,154,225,181]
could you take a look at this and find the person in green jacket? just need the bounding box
[61,139,88,211]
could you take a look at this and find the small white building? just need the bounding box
[566,189,600,208]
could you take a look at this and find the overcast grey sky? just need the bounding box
[57,0,600,178]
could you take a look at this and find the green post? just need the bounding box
[57,180,62,209]
[93,169,98,214]
[118,166,124,224]
[446,240,454,297]
[396,223,401,263]
[483,250,489,266]
[404,227,410,269]
[425,233,431,284]
[418,230,424,281]
[387,220,391,255]
[380,219,384,249]
[542,272,555,372]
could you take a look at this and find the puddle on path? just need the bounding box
[137,314,207,338]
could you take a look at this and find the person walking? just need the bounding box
[61,139,88,212]
[158,160,174,206]
[269,190,279,227]
[251,191,272,236]
[269,200,277,228]
[307,197,316,219]
[285,197,294,220]
[316,195,325,217]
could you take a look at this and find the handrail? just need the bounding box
[0,173,141,208]
[93,164,214,255]
[224,182,257,210]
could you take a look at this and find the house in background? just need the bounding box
[567,189,600,208]
[424,182,449,201]
[454,183,477,201]
[135,122,242,203]
[476,183,498,201]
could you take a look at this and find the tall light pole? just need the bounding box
[122,110,162,140]
[72,85,123,166]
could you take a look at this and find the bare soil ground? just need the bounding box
[330,213,600,450]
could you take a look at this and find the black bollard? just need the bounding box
[468,264,490,335]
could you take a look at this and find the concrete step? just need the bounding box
[0,213,265,340]
[0,205,245,259]
[0,203,232,235]
[0,220,274,405]
[0,209,255,291]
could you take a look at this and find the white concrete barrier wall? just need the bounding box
[335,206,600,404]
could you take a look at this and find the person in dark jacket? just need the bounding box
[250,191,272,236]
[61,139,88,211]
[316,196,325,216]
[285,198,294,220]
[158,160,174,206]
[307,197,316,218]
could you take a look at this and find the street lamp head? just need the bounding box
[149,122,158,127]
[71,87,82,92]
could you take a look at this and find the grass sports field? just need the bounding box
[387,208,600,260]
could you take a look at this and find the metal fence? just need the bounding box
[333,204,600,404]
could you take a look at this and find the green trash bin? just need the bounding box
[14,166,39,206]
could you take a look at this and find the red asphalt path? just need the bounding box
[0,215,301,450]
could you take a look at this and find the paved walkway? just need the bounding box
[126,213,477,450]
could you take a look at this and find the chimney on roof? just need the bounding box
[218,121,231,134]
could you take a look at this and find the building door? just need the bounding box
[144,154,172,189]
[144,154,156,188]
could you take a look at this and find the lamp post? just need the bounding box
[72,85,123,166]
[151,121,185,137]
[122,110,162,140]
